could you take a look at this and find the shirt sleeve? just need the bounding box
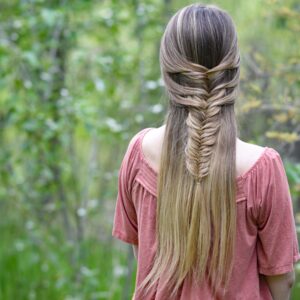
[256,149,300,275]
[112,132,141,245]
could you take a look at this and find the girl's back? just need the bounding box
[113,127,299,299]
[142,125,266,178]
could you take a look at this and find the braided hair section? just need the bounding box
[160,27,240,181]
[188,52,240,180]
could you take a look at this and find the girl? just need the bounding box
[112,4,300,299]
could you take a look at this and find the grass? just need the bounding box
[0,210,136,300]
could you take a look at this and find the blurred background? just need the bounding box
[0,0,299,299]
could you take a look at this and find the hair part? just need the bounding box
[136,4,240,298]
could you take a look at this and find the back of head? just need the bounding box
[161,3,239,69]
[137,4,240,298]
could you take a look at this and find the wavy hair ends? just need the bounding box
[136,4,239,299]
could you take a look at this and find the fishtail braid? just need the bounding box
[162,52,240,181]
[192,53,240,180]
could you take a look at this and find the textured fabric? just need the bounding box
[112,127,300,300]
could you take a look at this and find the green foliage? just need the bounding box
[0,211,131,299]
[286,161,300,200]
[0,0,300,299]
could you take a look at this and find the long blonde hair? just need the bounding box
[137,4,240,298]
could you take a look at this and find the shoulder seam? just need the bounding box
[126,128,150,159]
[124,128,154,178]
[265,147,280,157]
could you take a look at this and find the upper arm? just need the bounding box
[264,270,295,286]
[112,134,141,245]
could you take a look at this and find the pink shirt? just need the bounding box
[112,127,300,299]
